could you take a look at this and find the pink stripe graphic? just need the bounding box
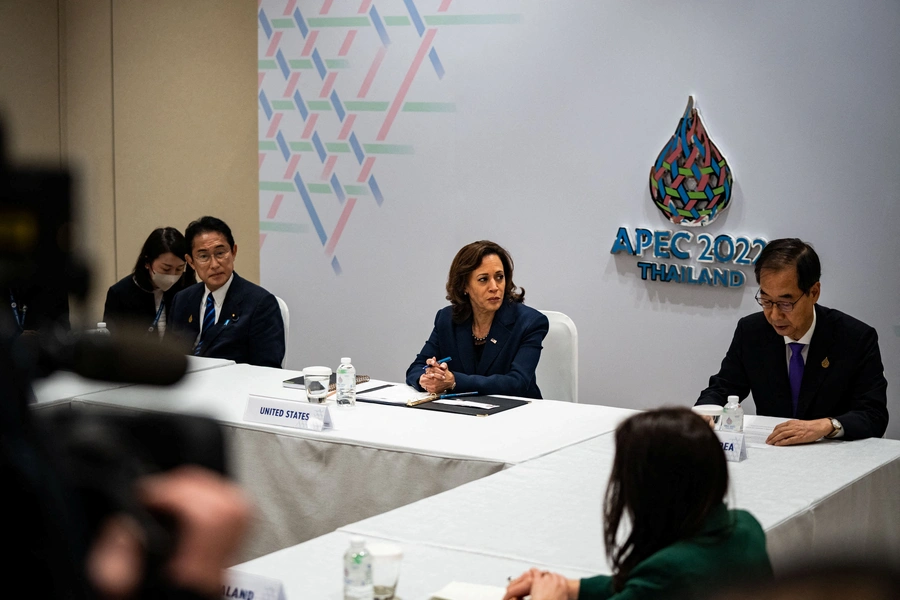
[267,194,284,219]
[301,113,319,139]
[265,113,283,138]
[338,30,357,56]
[325,197,357,256]
[284,71,301,97]
[265,32,283,57]
[357,156,375,182]
[301,31,319,57]
[358,46,386,98]
[283,154,301,179]
[260,233,267,249]
[321,155,338,180]
[319,0,334,14]
[319,72,338,98]
[258,153,266,169]
[358,0,373,13]
[337,114,357,140]
[258,72,266,89]
[283,0,296,15]
[377,28,437,140]
[438,0,453,11]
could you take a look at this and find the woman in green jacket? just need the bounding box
[504,407,773,600]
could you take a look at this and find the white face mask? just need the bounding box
[150,269,182,292]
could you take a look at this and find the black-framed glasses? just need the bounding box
[193,248,232,264]
[755,289,806,313]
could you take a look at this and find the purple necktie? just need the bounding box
[788,342,805,417]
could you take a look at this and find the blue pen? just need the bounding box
[439,391,479,399]
[423,356,452,370]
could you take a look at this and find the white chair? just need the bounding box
[536,310,578,403]
[275,296,290,368]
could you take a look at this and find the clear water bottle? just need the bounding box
[720,395,744,432]
[88,322,111,336]
[336,357,356,409]
[344,537,373,600]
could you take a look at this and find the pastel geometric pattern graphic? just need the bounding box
[258,0,523,274]
[649,96,734,227]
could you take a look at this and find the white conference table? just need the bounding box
[64,362,637,560]
[338,416,900,574]
[234,530,597,600]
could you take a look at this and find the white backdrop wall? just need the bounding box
[258,1,900,439]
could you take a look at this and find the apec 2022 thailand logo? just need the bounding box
[610,97,766,288]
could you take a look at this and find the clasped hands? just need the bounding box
[504,568,578,600]
[418,357,456,394]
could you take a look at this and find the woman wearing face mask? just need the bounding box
[103,227,194,337]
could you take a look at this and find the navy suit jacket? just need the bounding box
[697,304,888,440]
[406,300,549,399]
[169,272,285,368]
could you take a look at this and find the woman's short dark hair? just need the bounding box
[604,407,729,592]
[131,227,192,292]
[754,238,821,294]
[185,216,235,253]
[445,240,524,323]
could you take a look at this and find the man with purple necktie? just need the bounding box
[697,239,888,445]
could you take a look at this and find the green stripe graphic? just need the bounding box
[307,17,370,27]
[363,143,414,154]
[424,14,523,25]
[325,59,350,69]
[258,60,277,69]
[308,183,332,194]
[403,102,456,112]
[344,185,369,196]
[307,101,331,111]
[260,222,307,233]
[259,141,277,151]
[384,16,411,26]
[271,18,294,28]
[325,143,351,153]
[260,182,295,192]
[289,59,313,69]
[271,100,294,110]
[289,142,313,152]
[344,101,389,111]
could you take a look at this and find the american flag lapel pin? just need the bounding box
[491,338,497,344]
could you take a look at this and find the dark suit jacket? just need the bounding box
[169,272,285,368]
[578,505,772,600]
[405,300,549,399]
[7,285,69,333]
[103,275,187,336]
[697,304,888,440]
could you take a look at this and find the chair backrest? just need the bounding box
[275,296,290,368]
[535,310,578,403]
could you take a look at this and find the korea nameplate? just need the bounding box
[715,430,748,462]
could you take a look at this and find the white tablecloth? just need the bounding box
[234,530,596,600]
[339,417,900,572]
[66,363,637,559]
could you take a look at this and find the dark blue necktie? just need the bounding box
[788,342,805,417]
[193,294,216,355]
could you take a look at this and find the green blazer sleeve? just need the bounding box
[578,507,772,600]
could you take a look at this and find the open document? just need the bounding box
[743,415,791,447]
[356,383,432,405]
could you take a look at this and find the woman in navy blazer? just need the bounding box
[406,240,548,399]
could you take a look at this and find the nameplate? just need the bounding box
[222,569,286,600]
[244,394,333,432]
[716,431,747,462]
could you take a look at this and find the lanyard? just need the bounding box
[149,299,165,332]
[9,291,26,330]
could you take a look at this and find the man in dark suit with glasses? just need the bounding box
[696,238,888,445]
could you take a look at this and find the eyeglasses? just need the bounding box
[755,289,806,313]
[193,249,232,264]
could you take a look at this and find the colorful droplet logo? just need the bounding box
[649,97,733,227]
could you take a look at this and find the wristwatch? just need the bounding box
[825,417,843,439]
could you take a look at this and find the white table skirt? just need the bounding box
[65,363,637,560]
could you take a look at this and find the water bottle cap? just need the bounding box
[341,357,351,364]
[350,536,365,548]
[97,322,107,328]
[727,395,739,404]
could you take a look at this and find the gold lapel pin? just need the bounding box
[188,315,193,323]
[490,338,497,344]
[822,357,830,368]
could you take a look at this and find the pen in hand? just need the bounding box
[439,391,478,399]
[422,356,452,370]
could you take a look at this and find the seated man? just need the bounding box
[170,216,285,368]
[697,238,888,445]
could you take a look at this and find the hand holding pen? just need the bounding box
[418,356,455,394]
